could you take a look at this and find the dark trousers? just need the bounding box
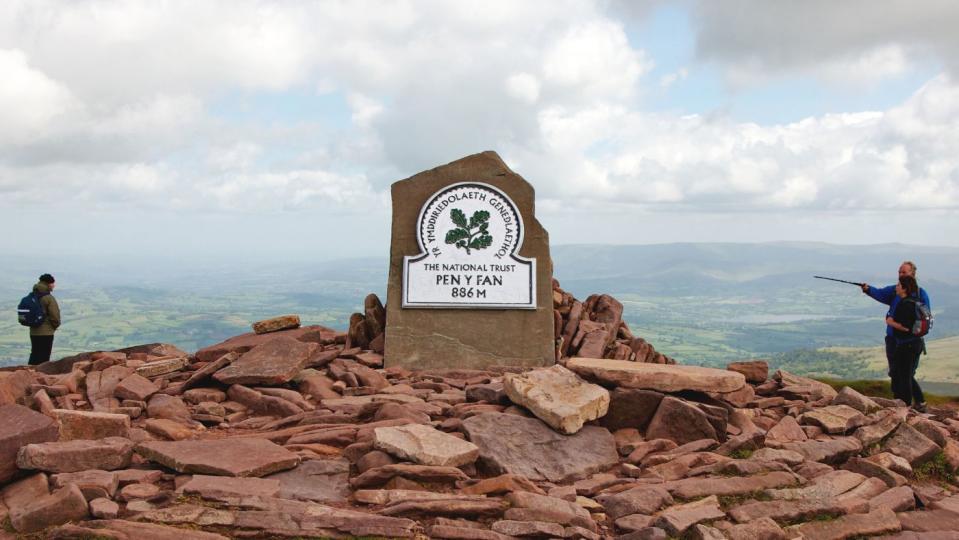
[28,335,54,365]
[889,338,924,405]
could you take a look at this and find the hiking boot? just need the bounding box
[913,402,928,413]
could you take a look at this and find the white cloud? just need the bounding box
[521,75,959,214]
[505,73,541,104]
[347,93,384,128]
[542,20,652,101]
[691,0,959,83]
[659,67,688,88]
[0,48,77,144]
[0,0,957,254]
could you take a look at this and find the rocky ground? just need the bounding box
[2,288,959,539]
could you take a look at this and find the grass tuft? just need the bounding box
[914,451,956,484]
[717,490,772,510]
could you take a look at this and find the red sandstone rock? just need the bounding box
[17,437,134,473]
[55,409,131,441]
[9,483,89,533]
[136,438,299,477]
[213,336,319,386]
[0,404,60,483]
[252,314,301,334]
[195,325,336,363]
[0,371,34,406]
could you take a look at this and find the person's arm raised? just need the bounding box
[865,284,896,305]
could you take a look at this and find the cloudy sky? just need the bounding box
[2,0,958,263]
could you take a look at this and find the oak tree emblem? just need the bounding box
[445,208,493,254]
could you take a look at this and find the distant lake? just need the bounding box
[729,314,843,324]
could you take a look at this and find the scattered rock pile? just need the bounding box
[552,280,675,364]
[1,309,959,539]
[345,294,387,354]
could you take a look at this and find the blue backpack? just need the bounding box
[17,292,46,327]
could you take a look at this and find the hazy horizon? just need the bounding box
[3,239,959,289]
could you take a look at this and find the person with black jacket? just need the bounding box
[885,275,925,411]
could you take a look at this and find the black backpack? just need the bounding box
[17,292,46,327]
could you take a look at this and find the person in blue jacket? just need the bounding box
[861,261,930,412]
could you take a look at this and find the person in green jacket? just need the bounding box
[29,273,61,365]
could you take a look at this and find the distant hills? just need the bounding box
[1,242,956,378]
[550,241,959,293]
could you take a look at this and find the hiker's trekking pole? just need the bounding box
[813,275,865,287]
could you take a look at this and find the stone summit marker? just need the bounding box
[385,151,554,369]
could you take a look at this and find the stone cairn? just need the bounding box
[345,283,674,364]
[551,279,674,364]
[2,301,959,538]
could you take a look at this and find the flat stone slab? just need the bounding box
[855,413,902,447]
[795,507,900,539]
[780,437,863,464]
[136,438,299,477]
[663,471,800,499]
[726,360,768,383]
[81,518,231,539]
[180,475,281,501]
[766,470,865,500]
[54,409,130,441]
[799,405,868,434]
[355,489,489,505]
[114,373,159,401]
[882,423,940,466]
[599,485,674,519]
[252,314,301,334]
[51,469,119,500]
[774,370,838,400]
[195,325,338,363]
[567,358,745,393]
[462,412,618,483]
[654,495,725,536]
[350,463,471,489]
[845,456,908,488]
[374,424,480,467]
[729,497,845,523]
[492,519,564,537]
[506,491,595,531]
[213,336,319,386]
[0,404,59,483]
[17,437,134,473]
[725,518,787,540]
[378,498,506,518]
[898,508,959,532]
[266,458,351,503]
[136,357,189,378]
[832,386,882,414]
[503,365,609,434]
[870,486,916,512]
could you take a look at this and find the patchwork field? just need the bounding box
[824,335,959,384]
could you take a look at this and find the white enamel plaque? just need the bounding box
[403,182,536,309]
